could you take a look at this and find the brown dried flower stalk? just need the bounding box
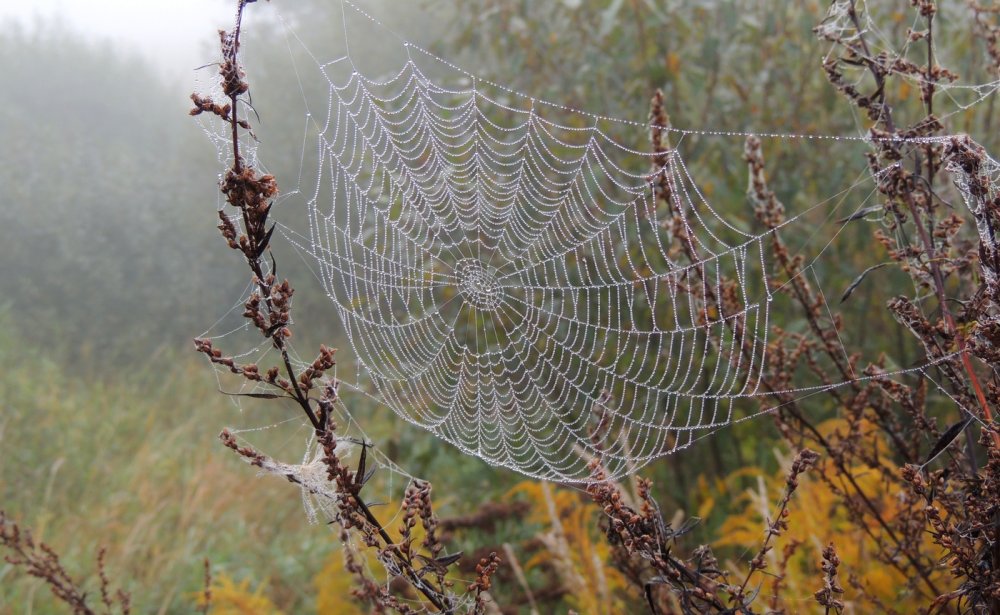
[814,543,845,614]
[191,2,472,612]
[0,511,131,615]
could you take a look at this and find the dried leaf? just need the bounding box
[353,442,369,492]
[257,223,276,257]
[838,205,883,223]
[433,552,463,567]
[840,263,887,303]
[218,389,286,400]
[922,417,972,467]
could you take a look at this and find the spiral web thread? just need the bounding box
[217,0,999,484]
[195,0,1000,487]
[307,55,778,482]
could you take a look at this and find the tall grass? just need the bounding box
[0,319,330,613]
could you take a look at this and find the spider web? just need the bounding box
[196,0,997,484]
[306,57,785,481]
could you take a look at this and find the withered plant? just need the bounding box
[587,1,1000,613]
[7,0,994,613]
[0,512,132,615]
[189,2,502,612]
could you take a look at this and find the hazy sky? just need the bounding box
[0,0,238,77]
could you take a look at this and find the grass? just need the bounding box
[0,310,524,614]
[0,330,334,613]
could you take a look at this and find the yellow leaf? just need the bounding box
[898,81,912,100]
[666,52,681,75]
[697,495,715,520]
[200,573,283,615]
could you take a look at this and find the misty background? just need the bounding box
[0,0,452,364]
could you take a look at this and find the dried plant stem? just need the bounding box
[0,512,131,615]
[200,559,212,614]
[743,137,943,598]
[196,2,461,611]
[650,94,944,599]
[912,197,996,435]
[847,0,997,448]
[227,0,320,431]
[221,431,455,612]
[731,450,819,607]
[916,6,994,461]
[502,543,540,615]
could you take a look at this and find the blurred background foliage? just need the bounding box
[1,0,998,612]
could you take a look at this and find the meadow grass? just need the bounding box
[0,330,336,613]
[0,312,523,614]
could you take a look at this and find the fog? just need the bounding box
[0,1,448,364]
[0,0,235,77]
[5,0,997,368]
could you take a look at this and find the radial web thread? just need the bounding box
[201,0,999,483]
